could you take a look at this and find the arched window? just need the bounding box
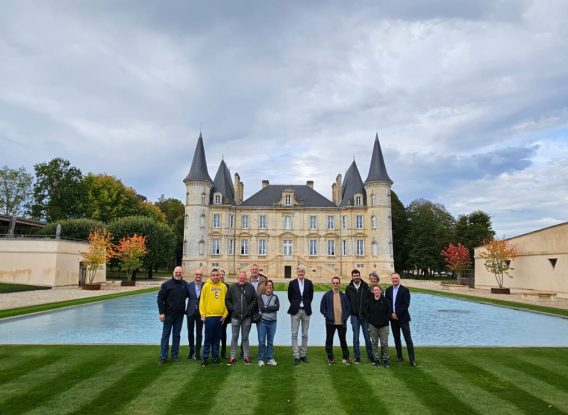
[370,194,375,205]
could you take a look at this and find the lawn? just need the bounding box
[0,283,51,294]
[0,345,566,415]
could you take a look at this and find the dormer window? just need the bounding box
[354,194,363,206]
[285,194,292,206]
[213,193,222,205]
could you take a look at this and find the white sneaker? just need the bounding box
[267,359,278,366]
[258,360,265,367]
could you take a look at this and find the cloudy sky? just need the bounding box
[1,0,567,237]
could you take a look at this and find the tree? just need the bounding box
[155,196,184,265]
[391,191,409,274]
[479,238,518,288]
[454,211,495,264]
[115,234,148,281]
[0,165,33,216]
[82,229,114,285]
[36,218,106,241]
[441,243,471,277]
[137,200,167,223]
[406,199,455,276]
[83,174,140,223]
[32,158,85,221]
[109,216,176,278]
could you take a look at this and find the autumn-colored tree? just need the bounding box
[82,229,114,284]
[479,238,518,288]
[441,243,471,277]
[115,234,149,281]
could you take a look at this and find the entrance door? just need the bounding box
[79,263,87,286]
[284,265,292,279]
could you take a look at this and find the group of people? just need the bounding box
[157,264,416,368]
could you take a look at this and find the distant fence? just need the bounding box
[457,269,475,288]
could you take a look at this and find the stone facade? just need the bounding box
[182,134,394,282]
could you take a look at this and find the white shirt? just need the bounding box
[392,285,399,313]
[299,279,304,307]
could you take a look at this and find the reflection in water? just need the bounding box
[1,292,567,346]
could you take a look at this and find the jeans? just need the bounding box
[203,316,223,360]
[258,319,277,362]
[368,324,390,362]
[350,315,373,361]
[391,319,415,362]
[325,323,349,361]
[291,309,310,358]
[186,312,203,357]
[231,317,252,359]
[160,313,184,360]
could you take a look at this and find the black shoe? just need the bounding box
[159,358,167,365]
[187,353,194,360]
[396,357,404,363]
[374,361,381,367]
[410,361,417,367]
[300,356,309,363]
[201,358,208,367]
[294,358,300,366]
[194,353,201,360]
[213,357,220,364]
[383,360,390,368]
[354,357,361,364]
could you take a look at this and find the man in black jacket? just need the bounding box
[287,265,314,365]
[185,268,203,360]
[385,272,416,367]
[225,271,257,365]
[157,266,188,364]
[345,269,374,363]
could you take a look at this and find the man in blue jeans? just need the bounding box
[157,266,188,364]
[346,269,374,363]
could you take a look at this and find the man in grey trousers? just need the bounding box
[287,265,314,365]
[225,271,257,365]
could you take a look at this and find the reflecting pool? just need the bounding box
[1,292,567,346]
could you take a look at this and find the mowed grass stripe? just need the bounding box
[1,355,119,414]
[493,353,568,388]
[205,362,260,415]
[252,358,297,415]
[0,351,67,387]
[121,360,203,415]
[68,352,166,415]
[292,349,346,415]
[331,360,390,414]
[165,360,232,414]
[442,351,565,414]
[477,355,568,413]
[422,348,519,414]
[390,363,476,414]
[357,361,432,414]
[25,356,142,415]
[515,352,568,378]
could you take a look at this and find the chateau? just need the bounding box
[182,134,394,281]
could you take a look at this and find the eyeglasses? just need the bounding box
[332,282,340,285]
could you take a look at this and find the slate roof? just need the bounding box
[241,185,336,208]
[211,160,235,205]
[340,161,366,207]
[365,133,393,184]
[183,133,212,183]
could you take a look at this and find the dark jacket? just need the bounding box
[225,282,257,320]
[185,281,202,317]
[287,278,314,316]
[385,284,411,323]
[157,278,188,316]
[320,290,351,325]
[346,280,370,317]
[364,294,390,328]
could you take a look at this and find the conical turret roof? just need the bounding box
[365,133,392,184]
[211,159,235,205]
[184,133,212,183]
[340,161,366,207]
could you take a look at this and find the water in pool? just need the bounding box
[1,291,567,346]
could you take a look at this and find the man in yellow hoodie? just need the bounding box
[199,268,228,366]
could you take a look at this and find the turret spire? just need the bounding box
[365,133,392,184]
[184,132,212,183]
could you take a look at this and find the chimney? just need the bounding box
[234,173,241,204]
[306,180,314,188]
[262,179,269,188]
